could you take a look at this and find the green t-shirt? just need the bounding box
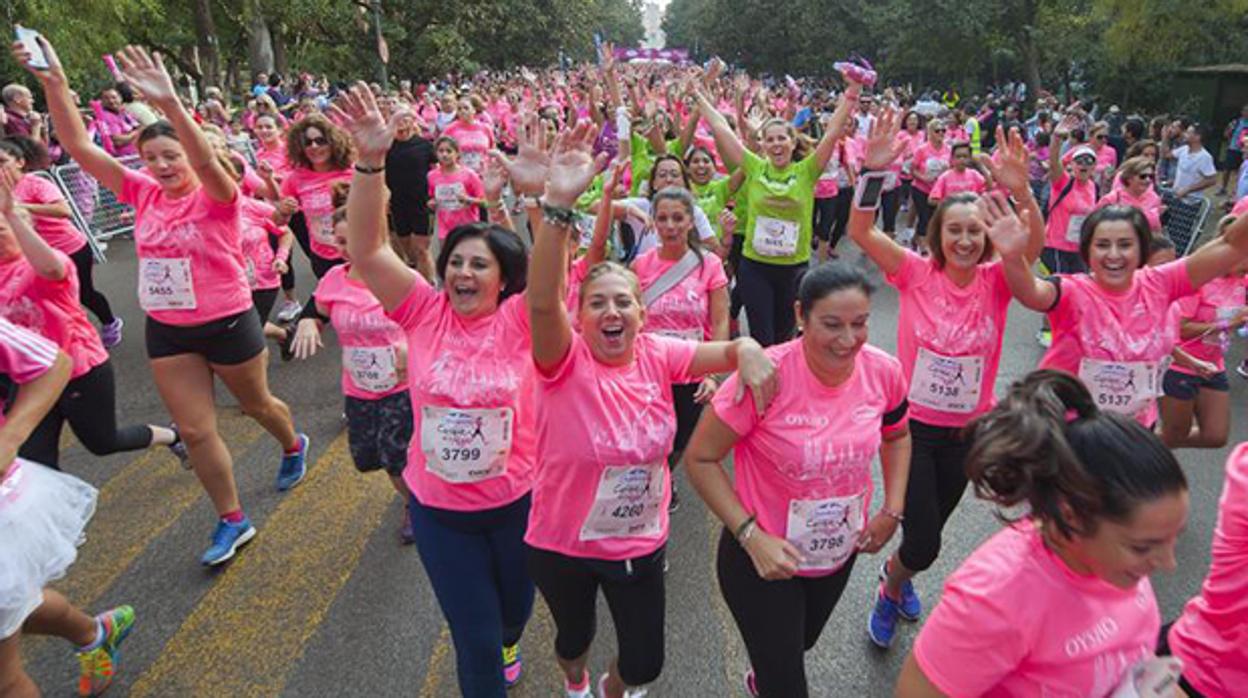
[629,134,683,196]
[740,150,819,265]
[693,178,732,240]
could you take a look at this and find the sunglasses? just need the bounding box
[304,136,329,147]
[933,128,947,133]
[1138,172,1155,181]
[1073,156,1096,165]
[1094,134,1107,140]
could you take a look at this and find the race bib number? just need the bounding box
[884,171,899,189]
[421,406,514,484]
[908,348,984,414]
[579,464,665,542]
[344,345,399,393]
[138,258,196,311]
[1079,358,1161,416]
[244,259,257,288]
[435,183,466,211]
[1065,214,1088,244]
[751,215,799,257]
[311,213,335,245]
[786,493,865,572]
[461,151,484,173]
[925,158,948,179]
[655,327,702,341]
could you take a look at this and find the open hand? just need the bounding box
[115,46,178,105]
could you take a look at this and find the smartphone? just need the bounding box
[853,171,889,211]
[14,26,49,70]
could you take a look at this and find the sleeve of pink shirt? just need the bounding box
[929,171,949,199]
[970,169,987,193]
[383,273,439,331]
[654,334,697,384]
[704,257,729,292]
[1158,258,1196,302]
[465,170,485,198]
[913,571,1028,696]
[883,248,927,292]
[0,317,59,384]
[117,168,161,207]
[710,371,760,438]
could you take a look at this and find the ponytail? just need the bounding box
[966,370,1186,539]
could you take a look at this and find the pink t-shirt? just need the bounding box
[119,169,252,326]
[1045,173,1098,252]
[914,521,1160,697]
[1232,196,1248,217]
[0,316,58,384]
[1097,188,1163,232]
[929,167,987,200]
[565,256,590,315]
[912,142,952,194]
[633,249,729,343]
[713,340,907,577]
[1096,143,1119,173]
[1166,442,1248,696]
[1042,261,1193,425]
[239,198,284,291]
[387,278,535,512]
[1170,275,1246,374]
[427,166,484,240]
[280,167,353,261]
[886,251,1012,427]
[255,141,292,181]
[898,130,925,181]
[15,174,87,255]
[442,121,494,175]
[0,250,108,379]
[526,333,696,560]
[315,265,408,401]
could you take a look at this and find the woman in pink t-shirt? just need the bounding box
[442,97,495,176]
[1158,442,1248,698]
[848,117,1047,651]
[1097,156,1164,232]
[0,138,123,345]
[333,84,539,695]
[278,114,353,278]
[517,119,776,698]
[427,136,486,240]
[989,193,1248,428]
[927,142,990,204]
[896,370,1189,698]
[1042,117,1099,275]
[0,167,179,469]
[0,320,137,698]
[685,262,912,698]
[250,113,301,318]
[1158,217,1248,449]
[910,119,951,254]
[20,40,307,567]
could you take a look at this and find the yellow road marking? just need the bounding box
[52,410,265,609]
[417,625,451,697]
[129,431,396,697]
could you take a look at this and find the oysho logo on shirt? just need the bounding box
[1063,616,1120,658]
[851,405,880,424]
[783,413,830,428]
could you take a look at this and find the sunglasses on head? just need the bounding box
[304,136,329,147]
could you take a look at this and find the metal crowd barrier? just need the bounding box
[1160,189,1213,257]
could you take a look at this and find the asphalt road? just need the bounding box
[20,238,1241,697]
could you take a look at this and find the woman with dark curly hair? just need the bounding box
[277,114,354,278]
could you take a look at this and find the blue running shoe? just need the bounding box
[868,588,901,649]
[200,517,256,566]
[879,560,922,621]
[276,433,309,491]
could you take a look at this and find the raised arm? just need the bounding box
[12,36,128,194]
[510,120,606,372]
[1185,208,1248,288]
[848,108,909,275]
[694,84,745,170]
[979,125,1046,260]
[585,159,629,267]
[811,75,864,171]
[0,168,65,280]
[980,191,1057,311]
[116,46,236,203]
[329,82,417,311]
[1048,114,1078,184]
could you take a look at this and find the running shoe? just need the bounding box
[668,482,680,513]
[99,318,124,349]
[867,587,902,649]
[502,643,523,688]
[167,423,190,469]
[743,668,759,697]
[276,433,310,491]
[76,605,135,697]
[565,669,592,698]
[1036,329,1052,348]
[278,320,297,362]
[275,298,303,323]
[597,673,648,698]
[878,560,921,621]
[1237,360,1248,380]
[200,516,257,566]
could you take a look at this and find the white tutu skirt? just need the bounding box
[0,458,97,638]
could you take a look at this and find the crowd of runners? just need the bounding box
[1,30,1246,698]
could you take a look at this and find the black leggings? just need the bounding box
[828,188,853,249]
[897,420,971,573]
[526,545,666,687]
[717,529,856,698]
[811,197,836,244]
[880,188,901,234]
[16,360,153,469]
[670,382,702,461]
[289,211,344,279]
[736,258,806,347]
[274,218,296,292]
[912,188,934,238]
[70,245,116,325]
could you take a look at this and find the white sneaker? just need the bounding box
[275,299,303,323]
[565,670,592,698]
[597,673,648,698]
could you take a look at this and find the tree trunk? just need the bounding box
[272,22,288,76]
[192,0,221,89]
[245,0,275,78]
